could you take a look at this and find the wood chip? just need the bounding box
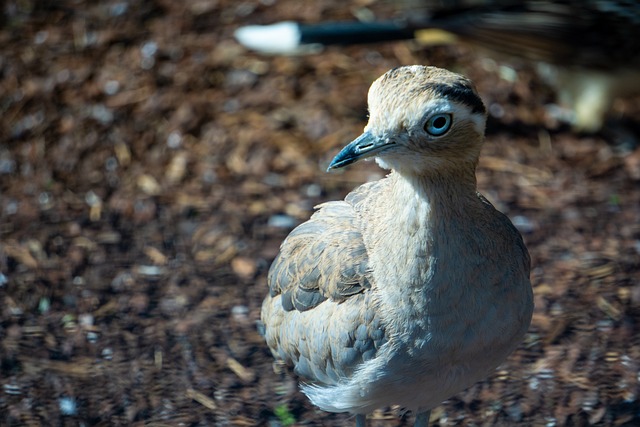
[226,357,255,382]
[137,174,162,195]
[144,246,168,265]
[186,388,217,411]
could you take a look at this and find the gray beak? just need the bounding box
[327,132,394,171]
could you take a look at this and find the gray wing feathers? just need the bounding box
[267,200,371,312]
[262,192,389,384]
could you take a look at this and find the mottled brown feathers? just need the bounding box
[268,200,372,312]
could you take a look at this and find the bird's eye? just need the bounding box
[424,114,452,136]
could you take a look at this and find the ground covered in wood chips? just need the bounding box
[2,1,640,426]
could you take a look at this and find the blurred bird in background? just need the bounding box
[235,0,640,133]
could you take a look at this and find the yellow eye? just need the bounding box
[424,114,452,136]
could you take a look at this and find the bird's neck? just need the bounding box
[367,165,483,343]
[362,164,478,258]
[365,165,481,289]
[391,163,479,214]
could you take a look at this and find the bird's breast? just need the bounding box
[365,199,532,371]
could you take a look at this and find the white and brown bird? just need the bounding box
[262,66,534,427]
[235,1,640,133]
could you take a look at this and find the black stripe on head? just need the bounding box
[427,82,486,115]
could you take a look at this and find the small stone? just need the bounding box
[59,397,77,416]
[268,214,296,229]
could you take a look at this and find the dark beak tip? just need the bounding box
[326,159,346,172]
[326,131,379,172]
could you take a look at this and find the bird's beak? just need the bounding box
[327,132,395,171]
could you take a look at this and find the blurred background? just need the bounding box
[1,0,640,425]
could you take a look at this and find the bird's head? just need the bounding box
[328,65,487,176]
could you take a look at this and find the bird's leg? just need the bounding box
[355,413,366,427]
[414,410,431,427]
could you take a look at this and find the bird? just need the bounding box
[261,65,534,427]
[235,1,640,133]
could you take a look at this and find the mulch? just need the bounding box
[1,1,640,425]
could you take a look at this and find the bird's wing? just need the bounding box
[425,2,640,68]
[267,199,371,312]
[263,182,389,384]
